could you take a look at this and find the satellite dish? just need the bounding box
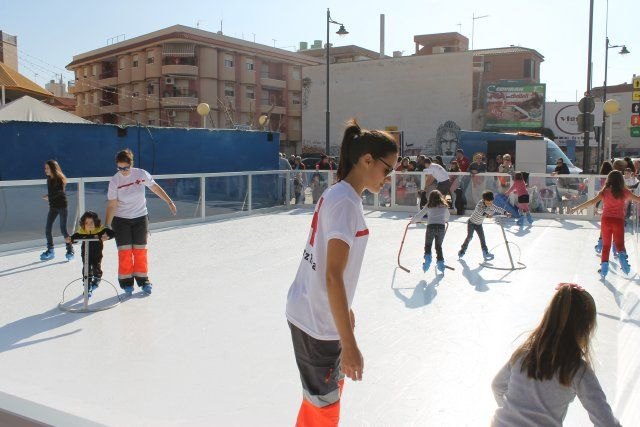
[197,103,210,116]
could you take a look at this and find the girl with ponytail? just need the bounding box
[491,283,620,426]
[286,119,397,426]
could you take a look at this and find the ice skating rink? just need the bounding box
[0,209,638,426]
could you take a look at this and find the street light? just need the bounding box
[326,8,348,156]
[599,37,630,164]
[603,98,621,161]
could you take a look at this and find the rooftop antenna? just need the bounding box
[471,13,489,50]
[272,38,277,47]
[196,20,205,29]
[252,33,256,43]
[456,23,462,33]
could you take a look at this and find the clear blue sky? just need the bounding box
[1,0,637,102]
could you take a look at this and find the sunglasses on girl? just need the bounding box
[377,158,394,176]
[117,166,131,171]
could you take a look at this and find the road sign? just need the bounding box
[633,103,640,114]
[634,76,640,90]
[632,115,640,126]
[631,127,640,137]
[634,91,640,101]
[578,96,595,113]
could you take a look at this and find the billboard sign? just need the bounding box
[485,82,546,129]
[544,102,603,147]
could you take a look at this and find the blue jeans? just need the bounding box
[45,207,69,249]
[460,221,488,253]
[425,224,446,261]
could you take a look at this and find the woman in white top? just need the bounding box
[105,149,176,296]
[492,283,620,426]
[286,119,397,426]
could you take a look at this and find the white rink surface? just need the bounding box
[0,210,639,426]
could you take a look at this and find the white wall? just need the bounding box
[302,53,473,155]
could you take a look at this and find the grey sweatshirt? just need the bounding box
[491,357,621,427]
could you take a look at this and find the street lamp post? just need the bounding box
[603,99,621,161]
[326,9,348,156]
[599,37,630,164]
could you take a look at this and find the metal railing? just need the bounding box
[1,170,638,252]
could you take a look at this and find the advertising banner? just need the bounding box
[485,82,546,129]
[544,102,603,147]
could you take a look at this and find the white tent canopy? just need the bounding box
[0,96,90,124]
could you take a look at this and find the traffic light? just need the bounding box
[577,113,594,132]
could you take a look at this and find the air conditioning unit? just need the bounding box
[165,77,175,85]
[167,111,177,118]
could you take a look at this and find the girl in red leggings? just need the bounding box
[570,170,640,277]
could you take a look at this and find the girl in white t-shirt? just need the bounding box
[286,119,398,426]
[491,283,620,426]
[105,149,176,296]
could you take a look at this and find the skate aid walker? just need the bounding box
[59,237,121,313]
[480,215,526,271]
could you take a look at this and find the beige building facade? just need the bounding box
[67,25,321,152]
[0,31,18,71]
[302,52,473,155]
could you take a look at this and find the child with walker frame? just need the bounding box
[569,169,640,277]
[491,283,620,426]
[68,211,115,297]
[504,172,533,226]
[458,191,510,261]
[421,190,450,273]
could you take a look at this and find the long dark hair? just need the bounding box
[604,170,625,199]
[426,190,448,208]
[337,119,398,181]
[45,159,67,186]
[511,284,596,386]
[599,161,612,175]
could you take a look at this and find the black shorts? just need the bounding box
[517,194,530,204]
[289,321,343,407]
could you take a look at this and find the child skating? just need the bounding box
[458,191,510,260]
[569,170,640,277]
[491,283,620,426]
[421,190,450,273]
[68,211,115,297]
[504,172,532,226]
[286,119,397,426]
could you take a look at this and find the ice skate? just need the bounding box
[422,254,432,272]
[122,286,134,297]
[598,262,609,278]
[594,238,602,255]
[617,251,630,275]
[516,217,524,227]
[458,249,465,259]
[65,245,75,261]
[40,248,54,261]
[483,250,495,261]
[526,212,533,224]
[436,260,445,273]
[142,284,153,295]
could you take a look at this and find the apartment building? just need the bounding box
[0,31,18,71]
[66,25,322,152]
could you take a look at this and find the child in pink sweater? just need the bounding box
[505,172,532,226]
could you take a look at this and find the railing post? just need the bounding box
[248,174,252,212]
[285,170,291,207]
[200,176,206,219]
[587,174,596,217]
[78,179,86,216]
[391,172,396,207]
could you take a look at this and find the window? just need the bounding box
[524,59,535,78]
[224,82,235,97]
[133,55,139,68]
[119,58,126,70]
[246,86,255,99]
[84,94,89,105]
[291,92,301,105]
[147,83,155,95]
[83,67,88,78]
[483,61,492,72]
[92,64,98,76]
[290,118,301,131]
[246,59,254,71]
[132,91,140,98]
[292,67,301,80]
[148,119,156,125]
[224,55,234,68]
[93,92,98,103]
[147,56,155,64]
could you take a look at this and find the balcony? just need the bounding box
[162,64,198,76]
[98,72,118,88]
[260,73,286,89]
[161,89,199,108]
